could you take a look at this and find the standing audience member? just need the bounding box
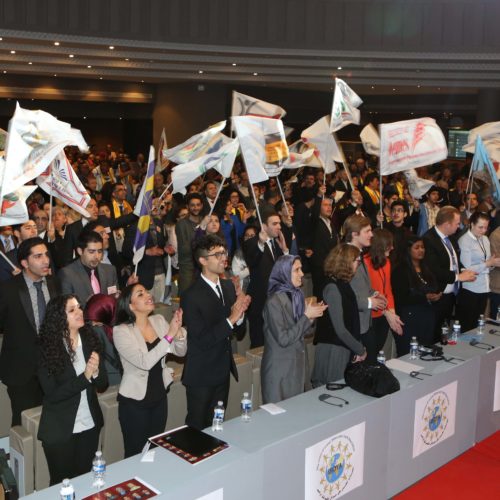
[37,294,107,485]
[0,238,60,426]
[489,225,500,316]
[113,283,186,457]
[457,212,500,332]
[312,244,367,386]
[261,255,327,403]
[181,235,250,430]
[391,236,441,356]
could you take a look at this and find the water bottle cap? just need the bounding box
[96,451,102,457]
[243,392,249,397]
[217,401,223,405]
[62,479,70,486]
[378,350,384,354]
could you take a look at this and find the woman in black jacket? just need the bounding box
[38,294,108,485]
[391,236,441,356]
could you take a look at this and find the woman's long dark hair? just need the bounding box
[369,228,393,270]
[115,283,140,325]
[39,294,101,376]
[403,236,436,291]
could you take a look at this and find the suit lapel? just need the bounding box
[75,260,93,299]
[18,277,37,332]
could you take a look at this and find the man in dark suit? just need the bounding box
[59,231,118,306]
[181,234,250,430]
[0,237,60,426]
[311,198,339,298]
[243,207,287,348]
[361,171,381,224]
[423,205,477,341]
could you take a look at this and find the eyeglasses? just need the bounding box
[354,257,362,263]
[205,250,228,260]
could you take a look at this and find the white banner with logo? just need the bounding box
[493,360,500,412]
[412,381,458,458]
[305,422,365,500]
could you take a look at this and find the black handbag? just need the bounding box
[344,360,400,398]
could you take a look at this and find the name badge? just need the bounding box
[107,285,118,295]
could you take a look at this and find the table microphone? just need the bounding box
[318,394,349,407]
[469,339,494,350]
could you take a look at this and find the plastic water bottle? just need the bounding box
[450,320,461,345]
[241,392,252,422]
[496,306,500,322]
[477,314,485,336]
[92,450,106,489]
[60,479,75,500]
[441,323,449,345]
[376,350,386,365]
[212,401,225,431]
[409,337,419,359]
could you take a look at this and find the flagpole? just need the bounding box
[208,177,226,218]
[158,181,173,201]
[276,177,290,217]
[0,250,17,270]
[379,165,384,228]
[333,132,355,191]
[48,168,54,229]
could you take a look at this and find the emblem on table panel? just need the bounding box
[420,390,449,445]
[305,422,365,500]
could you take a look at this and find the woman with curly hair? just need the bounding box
[37,294,108,485]
[113,283,187,458]
[312,244,367,386]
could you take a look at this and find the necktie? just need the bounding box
[268,239,276,261]
[90,269,101,294]
[119,205,124,215]
[215,284,224,304]
[33,281,46,329]
[443,237,460,295]
[4,238,11,253]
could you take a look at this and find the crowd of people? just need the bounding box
[1,143,499,484]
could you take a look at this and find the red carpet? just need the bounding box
[395,431,500,499]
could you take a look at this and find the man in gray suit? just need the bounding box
[58,231,118,305]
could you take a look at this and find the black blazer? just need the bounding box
[37,329,108,445]
[181,277,243,387]
[423,227,460,293]
[243,235,284,311]
[0,274,60,386]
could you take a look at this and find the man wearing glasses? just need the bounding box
[181,234,251,430]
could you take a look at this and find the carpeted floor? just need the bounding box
[395,430,500,499]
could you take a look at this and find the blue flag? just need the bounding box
[470,135,500,203]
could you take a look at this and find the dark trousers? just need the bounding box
[360,326,379,363]
[43,426,100,486]
[393,304,435,356]
[7,378,43,427]
[372,315,390,355]
[490,292,500,319]
[457,289,488,333]
[118,397,168,458]
[247,303,265,348]
[185,378,230,431]
[432,293,456,342]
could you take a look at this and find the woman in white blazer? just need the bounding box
[113,283,187,457]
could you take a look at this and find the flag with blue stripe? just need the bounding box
[471,135,500,203]
[133,145,155,266]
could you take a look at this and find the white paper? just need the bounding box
[493,360,500,412]
[196,488,224,500]
[140,450,155,462]
[305,422,365,500]
[412,380,458,458]
[260,403,286,415]
[386,358,424,374]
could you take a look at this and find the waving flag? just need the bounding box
[36,151,91,217]
[156,127,170,172]
[163,121,226,164]
[283,140,316,169]
[330,78,363,132]
[360,123,381,156]
[1,102,87,203]
[231,91,286,118]
[172,138,240,194]
[379,117,448,175]
[463,122,500,163]
[302,116,342,173]
[133,146,155,266]
[469,135,500,203]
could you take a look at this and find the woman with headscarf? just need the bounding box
[84,294,122,386]
[261,255,327,404]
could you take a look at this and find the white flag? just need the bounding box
[36,151,91,217]
[330,78,363,132]
[302,116,342,174]
[156,127,170,172]
[231,91,286,118]
[1,102,88,203]
[462,121,500,163]
[233,115,289,182]
[164,121,226,164]
[360,123,381,156]
[379,117,448,175]
[172,138,240,194]
[283,141,316,169]
[404,169,435,199]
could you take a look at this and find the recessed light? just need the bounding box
[371,86,375,89]
[232,63,237,66]
[198,70,204,74]
[87,65,92,68]
[54,73,57,77]
[149,60,153,63]
[54,42,60,46]
[83,116,87,119]
[109,46,115,50]
[417,85,421,88]
[119,117,122,120]
[28,62,32,65]
[337,66,342,70]
[125,58,129,61]
[3,71,7,74]
[253,72,258,76]
[437,87,441,90]
[141,80,144,83]
[69,54,74,58]
[99,76,103,80]
[392,88,396,91]
[0,38,3,41]
[10,50,15,54]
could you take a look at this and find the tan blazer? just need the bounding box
[113,314,187,400]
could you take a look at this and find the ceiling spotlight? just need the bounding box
[337,66,342,70]
[417,85,421,88]
[2,71,6,74]
[371,86,375,89]
[198,70,204,74]
[109,46,115,50]
[83,116,87,119]
[119,117,123,120]
[141,80,144,83]
[54,74,57,77]
[125,58,129,61]
[437,87,441,90]
[54,42,60,46]
[99,76,103,80]
[69,54,74,58]
[0,38,3,41]
[232,63,237,66]
[28,61,32,65]
[10,50,15,54]
[253,72,258,76]
[87,65,92,68]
